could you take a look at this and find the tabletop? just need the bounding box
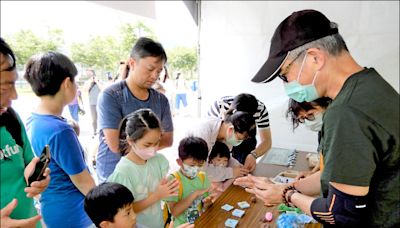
[194,150,321,228]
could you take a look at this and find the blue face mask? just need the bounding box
[284,53,320,102]
[226,127,243,147]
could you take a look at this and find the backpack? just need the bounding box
[0,107,24,148]
[163,171,206,228]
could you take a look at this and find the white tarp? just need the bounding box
[198,1,399,151]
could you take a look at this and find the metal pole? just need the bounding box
[196,0,202,118]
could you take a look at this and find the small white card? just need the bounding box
[232,208,245,218]
[237,201,250,209]
[225,218,239,228]
[221,204,234,211]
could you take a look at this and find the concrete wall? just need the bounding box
[198,1,399,152]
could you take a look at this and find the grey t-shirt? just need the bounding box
[96,80,173,183]
[88,82,101,105]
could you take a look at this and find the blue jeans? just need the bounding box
[175,93,188,110]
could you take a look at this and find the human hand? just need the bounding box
[24,157,51,198]
[155,178,179,200]
[194,187,210,199]
[1,199,41,228]
[295,171,313,180]
[233,174,271,189]
[233,166,249,178]
[243,154,257,172]
[244,183,286,206]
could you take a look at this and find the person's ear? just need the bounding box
[176,158,183,166]
[128,57,136,71]
[99,220,111,228]
[126,137,134,147]
[62,77,72,88]
[307,48,325,71]
[227,124,235,134]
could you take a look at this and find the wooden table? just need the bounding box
[195,150,321,228]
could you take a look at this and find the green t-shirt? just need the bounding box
[164,170,211,227]
[0,112,40,226]
[107,153,169,228]
[321,68,399,227]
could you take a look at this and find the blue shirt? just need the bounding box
[96,80,173,183]
[26,114,92,228]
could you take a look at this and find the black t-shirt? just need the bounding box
[321,68,399,227]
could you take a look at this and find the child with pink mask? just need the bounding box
[107,109,179,228]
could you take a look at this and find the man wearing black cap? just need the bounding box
[236,9,399,227]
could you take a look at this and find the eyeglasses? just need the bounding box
[296,114,315,123]
[278,51,305,83]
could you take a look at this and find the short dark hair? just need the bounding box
[224,111,256,138]
[230,93,259,116]
[178,136,209,162]
[208,141,230,162]
[130,37,167,63]
[0,37,16,71]
[24,51,77,96]
[118,109,161,156]
[286,97,332,130]
[84,182,134,227]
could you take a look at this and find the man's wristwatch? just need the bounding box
[250,151,258,159]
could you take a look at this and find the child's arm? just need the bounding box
[221,178,235,191]
[132,178,179,213]
[207,163,249,182]
[167,188,209,217]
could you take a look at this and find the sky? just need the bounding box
[0,1,198,49]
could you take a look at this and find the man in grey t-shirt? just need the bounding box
[96,37,173,183]
[84,69,102,136]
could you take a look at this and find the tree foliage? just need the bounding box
[119,21,156,58]
[167,46,198,78]
[5,28,64,68]
[71,35,119,73]
[70,21,156,75]
[5,21,198,80]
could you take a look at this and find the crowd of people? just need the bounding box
[1,8,398,228]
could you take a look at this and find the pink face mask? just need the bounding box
[134,144,157,160]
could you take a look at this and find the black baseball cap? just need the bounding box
[251,9,339,83]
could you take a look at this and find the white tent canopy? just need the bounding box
[198,1,399,151]
[94,1,399,152]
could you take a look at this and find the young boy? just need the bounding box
[84,182,138,228]
[164,136,214,227]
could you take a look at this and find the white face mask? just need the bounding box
[212,157,228,167]
[304,112,323,132]
[182,163,200,179]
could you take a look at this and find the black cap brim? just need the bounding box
[251,53,288,83]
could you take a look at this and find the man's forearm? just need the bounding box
[253,139,272,157]
[294,171,321,196]
[158,132,173,150]
[253,129,272,157]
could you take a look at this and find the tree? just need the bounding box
[167,46,198,79]
[5,28,64,68]
[119,21,156,58]
[70,35,120,74]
